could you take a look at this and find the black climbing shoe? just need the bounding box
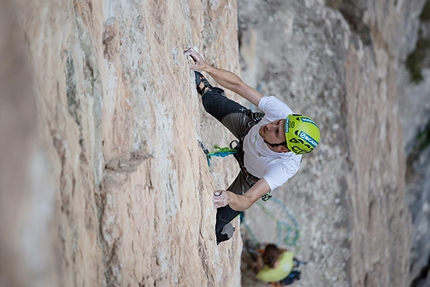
[195,71,212,95]
[216,222,235,245]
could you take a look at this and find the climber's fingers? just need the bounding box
[184,47,207,71]
[212,190,229,209]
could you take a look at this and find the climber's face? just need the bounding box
[259,119,289,152]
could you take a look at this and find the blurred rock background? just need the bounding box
[238,0,430,286]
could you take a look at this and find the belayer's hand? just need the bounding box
[212,190,230,209]
[184,47,208,72]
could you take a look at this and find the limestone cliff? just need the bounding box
[1,0,242,286]
[238,0,428,286]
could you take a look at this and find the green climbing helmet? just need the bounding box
[285,114,320,154]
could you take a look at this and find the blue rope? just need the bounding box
[250,197,300,248]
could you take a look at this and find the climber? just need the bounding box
[184,47,320,244]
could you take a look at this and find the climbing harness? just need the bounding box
[229,139,261,190]
[198,139,272,201]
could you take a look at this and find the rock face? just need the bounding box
[1,0,242,286]
[1,0,430,286]
[238,0,428,286]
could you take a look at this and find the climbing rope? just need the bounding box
[256,197,300,247]
[242,196,300,250]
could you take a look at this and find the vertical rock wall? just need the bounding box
[238,0,421,286]
[340,2,417,286]
[1,0,242,286]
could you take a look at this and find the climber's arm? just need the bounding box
[212,179,270,211]
[204,65,263,107]
[184,47,263,106]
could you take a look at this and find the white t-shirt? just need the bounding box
[242,96,302,191]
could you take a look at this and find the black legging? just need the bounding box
[202,87,262,243]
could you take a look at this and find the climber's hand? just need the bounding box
[184,47,208,71]
[212,190,230,209]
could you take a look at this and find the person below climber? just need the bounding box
[184,47,320,244]
[255,244,302,286]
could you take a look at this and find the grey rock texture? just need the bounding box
[238,0,429,286]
